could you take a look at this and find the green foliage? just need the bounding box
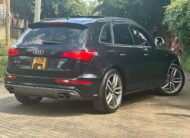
[11,0,92,22]
[164,0,190,72]
[11,0,34,21]
[0,46,7,57]
[64,0,92,16]
[0,45,7,78]
[0,56,7,78]
[164,0,190,52]
[41,0,66,18]
[96,0,170,30]
[181,53,190,73]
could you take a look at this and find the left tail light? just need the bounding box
[8,48,20,57]
[4,74,16,79]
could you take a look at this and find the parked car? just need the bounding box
[4,17,185,113]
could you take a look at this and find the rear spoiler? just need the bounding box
[28,22,87,30]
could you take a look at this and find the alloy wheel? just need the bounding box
[161,66,183,94]
[105,74,123,109]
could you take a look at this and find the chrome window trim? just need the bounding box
[111,23,137,48]
[99,23,114,45]
[99,22,153,49]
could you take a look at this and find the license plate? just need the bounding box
[32,57,47,70]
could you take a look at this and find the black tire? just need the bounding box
[93,69,123,113]
[15,94,42,105]
[159,64,185,96]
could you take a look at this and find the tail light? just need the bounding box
[4,74,16,79]
[55,79,92,85]
[60,50,96,62]
[8,48,20,57]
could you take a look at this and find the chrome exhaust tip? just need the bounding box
[58,93,71,100]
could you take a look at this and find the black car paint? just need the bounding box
[4,17,179,100]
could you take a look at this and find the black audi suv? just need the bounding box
[4,17,185,113]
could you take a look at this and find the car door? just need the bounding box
[111,23,151,92]
[129,25,170,88]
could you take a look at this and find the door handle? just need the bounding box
[120,54,126,56]
[144,53,149,56]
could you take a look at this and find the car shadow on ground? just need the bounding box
[0,90,156,117]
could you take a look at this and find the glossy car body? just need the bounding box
[4,17,181,104]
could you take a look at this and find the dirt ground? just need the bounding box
[0,75,189,138]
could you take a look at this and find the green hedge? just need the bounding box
[181,54,190,73]
[0,40,7,77]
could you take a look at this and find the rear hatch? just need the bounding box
[7,22,94,78]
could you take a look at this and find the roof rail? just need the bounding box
[69,16,104,18]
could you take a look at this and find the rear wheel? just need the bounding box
[159,64,185,96]
[15,94,42,105]
[93,69,123,113]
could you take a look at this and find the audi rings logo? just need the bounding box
[33,50,45,55]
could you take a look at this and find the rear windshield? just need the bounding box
[17,27,88,46]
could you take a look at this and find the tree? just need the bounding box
[164,0,190,52]
[96,0,170,30]
[41,0,67,18]
[11,0,92,22]
[11,0,34,21]
[64,0,92,16]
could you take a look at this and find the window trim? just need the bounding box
[112,23,136,47]
[99,23,114,45]
[129,25,153,48]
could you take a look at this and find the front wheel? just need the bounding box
[159,64,185,96]
[93,69,123,113]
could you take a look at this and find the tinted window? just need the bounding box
[18,27,87,46]
[130,26,151,46]
[100,24,112,43]
[113,24,134,45]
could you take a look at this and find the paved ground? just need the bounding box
[0,75,189,138]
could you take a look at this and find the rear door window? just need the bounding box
[113,24,134,45]
[18,27,88,46]
[99,24,112,43]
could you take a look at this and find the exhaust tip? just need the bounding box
[58,93,71,100]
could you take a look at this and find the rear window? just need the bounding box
[17,27,88,46]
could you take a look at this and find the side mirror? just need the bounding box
[155,37,165,47]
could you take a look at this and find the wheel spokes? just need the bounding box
[162,66,183,94]
[106,80,113,92]
[112,75,119,88]
[106,93,113,105]
[171,68,177,77]
[169,82,176,91]
[112,94,118,107]
[172,78,182,84]
[105,74,123,109]
[113,86,122,95]
[162,83,170,89]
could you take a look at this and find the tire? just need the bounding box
[93,69,123,113]
[159,64,185,96]
[15,94,42,105]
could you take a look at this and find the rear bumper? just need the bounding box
[5,84,82,100]
[4,72,101,101]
